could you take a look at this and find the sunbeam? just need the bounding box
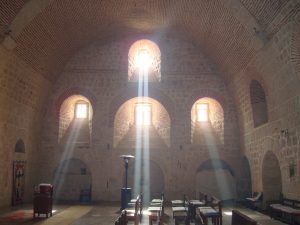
[52,120,83,200]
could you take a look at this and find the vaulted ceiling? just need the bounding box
[1,0,299,83]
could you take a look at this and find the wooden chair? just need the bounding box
[148,198,164,225]
[115,211,127,225]
[172,195,190,225]
[122,195,141,225]
[197,196,222,225]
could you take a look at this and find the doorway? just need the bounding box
[262,151,282,207]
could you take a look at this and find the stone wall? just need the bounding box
[229,13,300,200]
[37,37,242,201]
[0,46,51,207]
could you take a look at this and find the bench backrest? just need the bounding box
[294,200,300,209]
[199,191,208,203]
[232,210,257,225]
[252,192,263,201]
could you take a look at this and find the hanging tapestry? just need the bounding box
[12,161,26,205]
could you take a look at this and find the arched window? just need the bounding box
[191,97,224,145]
[113,97,170,148]
[75,101,89,119]
[250,80,268,127]
[128,39,161,82]
[58,95,93,143]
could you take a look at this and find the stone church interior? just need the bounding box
[0,1,300,225]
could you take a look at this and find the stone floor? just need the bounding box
[0,202,292,225]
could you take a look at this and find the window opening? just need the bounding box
[137,48,150,70]
[135,104,151,126]
[75,102,88,119]
[197,103,208,122]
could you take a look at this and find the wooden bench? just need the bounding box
[269,198,300,225]
[231,210,257,225]
[245,192,263,210]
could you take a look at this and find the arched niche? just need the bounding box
[113,97,170,148]
[262,151,282,206]
[15,139,25,153]
[128,160,164,201]
[237,156,252,198]
[53,158,92,202]
[128,39,161,82]
[196,159,236,201]
[58,95,93,144]
[191,97,224,145]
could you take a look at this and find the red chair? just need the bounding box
[33,184,53,218]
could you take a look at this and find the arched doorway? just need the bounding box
[196,159,236,201]
[128,160,164,200]
[237,156,252,199]
[262,151,282,206]
[53,158,92,202]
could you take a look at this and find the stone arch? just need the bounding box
[195,159,236,200]
[237,156,252,198]
[262,151,282,206]
[109,86,175,126]
[53,158,92,202]
[250,80,268,127]
[128,39,161,82]
[113,97,170,148]
[57,95,93,143]
[54,87,97,118]
[187,89,235,146]
[128,159,164,200]
[187,89,228,112]
[14,139,25,153]
[191,97,224,145]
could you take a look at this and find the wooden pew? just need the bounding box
[269,198,300,225]
[231,210,257,225]
[245,192,263,210]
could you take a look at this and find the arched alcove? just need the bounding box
[262,151,282,206]
[128,39,161,82]
[53,158,92,202]
[191,97,224,145]
[250,80,268,127]
[196,159,236,200]
[58,95,93,144]
[128,160,164,200]
[237,156,252,198]
[113,97,170,148]
[14,139,25,153]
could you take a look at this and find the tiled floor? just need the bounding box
[0,202,293,225]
